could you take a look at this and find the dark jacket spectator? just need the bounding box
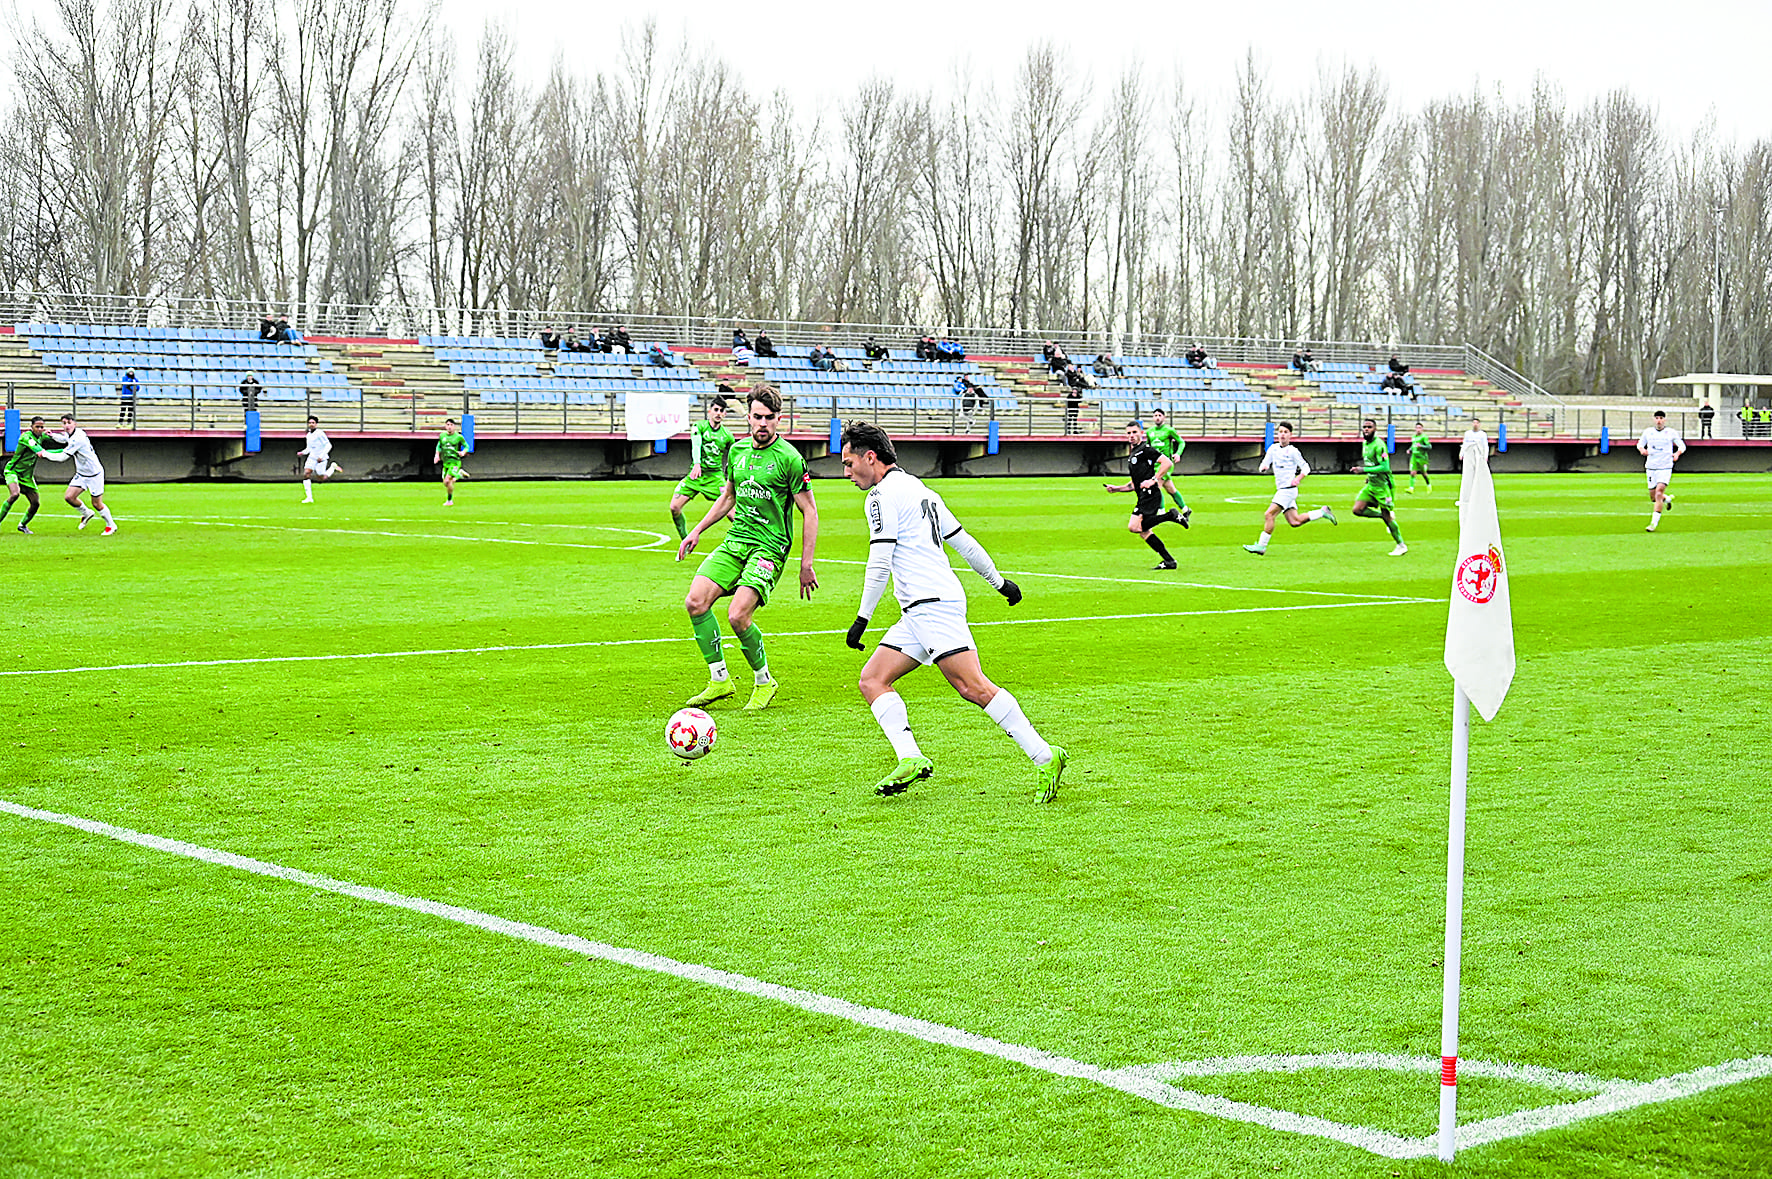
[1045,341,1070,374]
[1290,349,1309,374]
[1388,354,1410,375]
[541,328,560,350]
[1185,343,1208,368]
[598,326,617,352]
[863,337,888,363]
[914,334,938,361]
[119,369,140,424]
[754,331,778,358]
[1699,402,1715,438]
[1299,347,1318,372]
[612,325,634,354]
[650,341,676,367]
[259,316,278,341]
[811,346,836,372]
[563,330,582,353]
[732,328,751,350]
[1063,385,1084,434]
[1063,362,1095,390]
[1381,371,1407,393]
[1093,353,1124,378]
[239,372,262,411]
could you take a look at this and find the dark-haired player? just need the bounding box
[1145,408,1191,523]
[2,416,60,533]
[670,396,735,539]
[435,418,467,506]
[1244,420,1334,555]
[298,416,341,503]
[1350,418,1407,556]
[839,420,1067,802]
[677,385,818,711]
[1104,421,1185,568]
[40,414,117,534]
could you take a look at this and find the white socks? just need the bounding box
[302,478,313,497]
[870,692,922,760]
[984,690,1052,765]
[1253,530,1272,550]
[1305,508,1327,522]
[98,507,115,526]
[754,666,772,685]
[1648,511,1660,531]
[708,661,730,681]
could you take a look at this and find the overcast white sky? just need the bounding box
[428,0,1769,143]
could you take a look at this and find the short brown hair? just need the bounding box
[747,384,782,415]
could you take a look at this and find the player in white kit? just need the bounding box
[298,415,342,502]
[39,414,118,535]
[839,421,1068,803]
[1636,410,1686,532]
[1244,421,1335,555]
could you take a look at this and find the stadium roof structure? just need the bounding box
[1655,372,1772,401]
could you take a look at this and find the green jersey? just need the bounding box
[725,436,809,554]
[1146,424,1185,461]
[4,432,57,480]
[1409,433,1432,460]
[692,420,735,479]
[1361,437,1392,479]
[437,431,466,462]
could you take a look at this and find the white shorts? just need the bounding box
[880,599,975,667]
[304,456,331,476]
[70,472,105,497]
[1270,486,1300,511]
[1646,468,1672,490]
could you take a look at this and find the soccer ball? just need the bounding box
[665,707,717,760]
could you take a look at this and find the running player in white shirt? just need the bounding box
[1244,420,1335,555]
[839,421,1068,802]
[1636,410,1686,532]
[38,414,118,535]
[298,415,342,502]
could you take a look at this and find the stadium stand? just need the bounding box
[17,323,355,405]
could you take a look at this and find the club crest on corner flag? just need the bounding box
[1444,430,1514,721]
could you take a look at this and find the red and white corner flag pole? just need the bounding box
[1439,424,1515,1162]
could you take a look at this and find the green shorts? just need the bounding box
[441,460,462,479]
[1357,477,1396,512]
[4,469,35,492]
[674,473,725,501]
[696,538,789,607]
[1409,457,1429,473]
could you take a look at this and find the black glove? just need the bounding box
[998,579,1022,606]
[845,616,868,650]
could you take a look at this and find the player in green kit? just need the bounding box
[677,385,819,710]
[1407,425,1432,493]
[2,417,60,534]
[434,418,467,506]
[670,396,735,539]
[1349,418,1407,556]
[1144,408,1192,524]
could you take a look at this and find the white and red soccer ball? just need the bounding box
[665,707,717,760]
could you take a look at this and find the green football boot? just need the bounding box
[1035,746,1069,804]
[685,679,737,707]
[874,756,934,796]
[742,677,779,711]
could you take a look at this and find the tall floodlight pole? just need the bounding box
[1713,204,1724,374]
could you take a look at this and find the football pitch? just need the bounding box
[2,471,1769,1177]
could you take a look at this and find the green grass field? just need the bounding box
[2,469,1769,1177]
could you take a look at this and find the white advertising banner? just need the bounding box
[625,393,693,441]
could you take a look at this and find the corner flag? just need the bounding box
[1437,429,1515,1161]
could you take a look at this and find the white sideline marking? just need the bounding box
[126,517,671,552]
[0,598,1426,678]
[817,558,1433,601]
[2,798,1766,1160]
[1128,1052,1610,1093]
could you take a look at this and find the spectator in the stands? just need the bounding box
[541,327,560,350]
[650,341,677,367]
[1185,343,1209,369]
[935,337,965,361]
[914,334,938,361]
[1380,371,1408,393]
[563,328,582,353]
[118,369,139,425]
[1063,361,1096,390]
[1093,353,1124,379]
[754,330,778,358]
[1063,384,1084,434]
[811,345,837,372]
[1698,401,1714,438]
[1388,354,1410,375]
[954,375,985,428]
[1044,340,1070,374]
[259,315,278,341]
[733,327,751,351]
[612,324,634,354]
[1290,348,1310,375]
[863,336,888,365]
[239,371,261,412]
[1299,347,1320,372]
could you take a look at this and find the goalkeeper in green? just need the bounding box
[1350,419,1407,556]
[2,416,60,533]
[670,396,736,540]
[1144,408,1192,524]
[434,418,468,506]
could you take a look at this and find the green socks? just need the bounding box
[0,496,12,522]
[1169,490,1187,511]
[672,511,688,539]
[734,623,768,672]
[690,611,724,666]
[1386,518,1403,544]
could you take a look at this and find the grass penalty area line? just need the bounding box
[3,797,1765,1160]
[126,516,674,551]
[0,598,1430,679]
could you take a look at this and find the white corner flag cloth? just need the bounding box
[1444,431,1515,721]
